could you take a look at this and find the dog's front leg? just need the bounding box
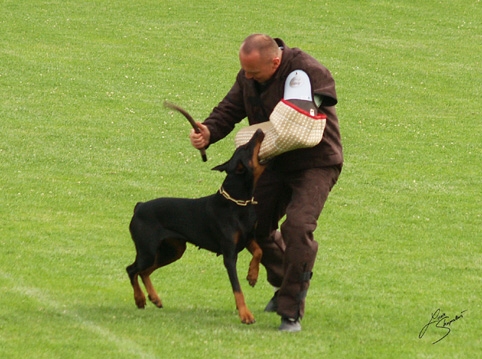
[223,254,255,324]
[246,240,262,287]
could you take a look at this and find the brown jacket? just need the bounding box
[204,38,343,172]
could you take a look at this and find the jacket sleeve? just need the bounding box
[292,51,338,107]
[309,62,337,107]
[313,71,337,107]
[203,71,247,145]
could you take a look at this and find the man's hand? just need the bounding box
[189,122,210,149]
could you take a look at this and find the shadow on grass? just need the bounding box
[75,300,281,334]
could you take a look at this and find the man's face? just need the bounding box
[239,50,280,84]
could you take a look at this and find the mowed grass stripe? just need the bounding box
[0,271,159,359]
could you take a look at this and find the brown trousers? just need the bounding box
[254,165,341,319]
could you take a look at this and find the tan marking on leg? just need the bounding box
[234,291,255,324]
[246,240,262,287]
[139,238,187,309]
[140,266,163,308]
[132,273,147,309]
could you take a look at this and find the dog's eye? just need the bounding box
[234,162,246,174]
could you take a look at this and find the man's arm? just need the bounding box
[202,73,247,144]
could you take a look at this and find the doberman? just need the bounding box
[126,129,266,324]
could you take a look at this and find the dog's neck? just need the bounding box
[218,187,257,206]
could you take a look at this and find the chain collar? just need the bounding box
[218,187,258,206]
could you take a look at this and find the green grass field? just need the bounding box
[1,0,480,358]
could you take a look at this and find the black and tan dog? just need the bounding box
[126,129,265,324]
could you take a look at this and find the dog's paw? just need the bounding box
[240,313,256,324]
[135,297,146,309]
[246,272,258,287]
[239,307,256,324]
[148,295,163,308]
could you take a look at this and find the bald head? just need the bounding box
[239,34,282,83]
[240,34,281,59]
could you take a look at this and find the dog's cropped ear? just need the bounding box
[212,144,251,173]
[212,160,243,173]
[212,160,229,172]
[213,160,247,175]
[212,157,247,174]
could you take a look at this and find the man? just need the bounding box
[189,34,343,332]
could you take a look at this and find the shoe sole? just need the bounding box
[278,323,302,332]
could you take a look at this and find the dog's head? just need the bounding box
[212,129,266,185]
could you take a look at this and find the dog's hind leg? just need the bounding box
[127,246,161,308]
[139,265,163,308]
[126,263,147,309]
[140,238,187,308]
